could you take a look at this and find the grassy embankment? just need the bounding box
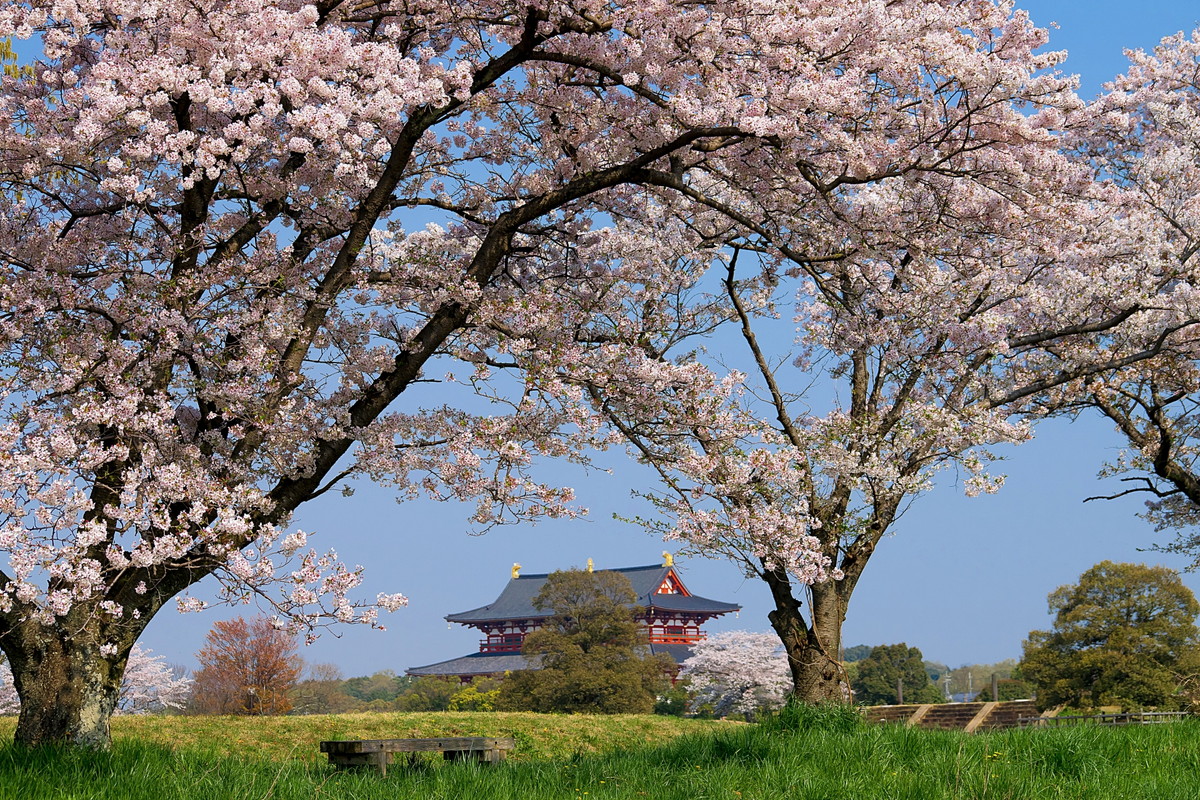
[1,708,1199,800]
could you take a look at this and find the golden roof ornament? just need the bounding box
[662,551,674,567]
[512,563,521,579]
[586,558,594,573]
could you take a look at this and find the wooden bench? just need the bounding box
[320,737,515,776]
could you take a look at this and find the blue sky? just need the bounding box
[133,1,1200,677]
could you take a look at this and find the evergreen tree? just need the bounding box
[851,643,944,705]
[842,645,874,663]
[498,570,671,713]
[1020,561,1200,710]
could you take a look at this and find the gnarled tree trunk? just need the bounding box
[761,566,850,703]
[3,615,141,749]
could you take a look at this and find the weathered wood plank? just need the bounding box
[905,704,934,728]
[320,737,516,774]
[321,737,514,754]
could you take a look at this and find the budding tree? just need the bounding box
[189,615,301,715]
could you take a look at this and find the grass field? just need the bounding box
[1,707,1198,800]
[0,710,728,764]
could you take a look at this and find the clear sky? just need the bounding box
[137,0,1200,678]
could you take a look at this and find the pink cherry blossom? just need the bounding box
[680,631,792,717]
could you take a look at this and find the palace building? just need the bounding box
[407,554,740,681]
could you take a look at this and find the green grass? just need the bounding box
[0,711,729,763]
[0,709,1198,799]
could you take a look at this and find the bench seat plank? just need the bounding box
[321,737,514,754]
[320,737,516,775]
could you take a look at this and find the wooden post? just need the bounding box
[991,673,998,702]
[897,678,904,705]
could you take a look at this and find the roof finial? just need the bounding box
[586,557,594,573]
[662,551,674,567]
[512,563,521,579]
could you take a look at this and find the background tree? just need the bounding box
[923,660,951,686]
[0,658,15,715]
[498,569,671,714]
[289,663,356,716]
[678,630,792,719]
[653,684,692,717]
[851,644,944,706]
[842,645,874,664]
[341,671,412,707]
[449,677,503,712]
[394,677,460,713]
[945,659,1020,700]
[114,646,193,715]
[1020,561,1200,711]
[189,616,301,716]
[1170,647,1200,711]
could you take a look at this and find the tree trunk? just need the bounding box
[761,567,850,704]
[3,618,136,749]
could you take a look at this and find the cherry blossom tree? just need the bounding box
[679,630,791,718]
[116,645,192,714]
[0,645,190,714]
[582,9,1200,702]
[4,0,1108,749]
[0,660,17,715]
[1062,28,1200,558]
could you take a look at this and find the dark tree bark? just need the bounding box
[761,567,849,703]
[5,615,141,749]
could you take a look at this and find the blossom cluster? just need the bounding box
[679,630,793,717]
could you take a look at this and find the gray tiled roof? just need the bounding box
[445,564,739,624]
[406,643,694,678]
[406,651,541,677]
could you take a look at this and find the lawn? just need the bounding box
[0,708,1197,800]
[0,710,729,764]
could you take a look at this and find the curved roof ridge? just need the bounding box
[445,562,739,624]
